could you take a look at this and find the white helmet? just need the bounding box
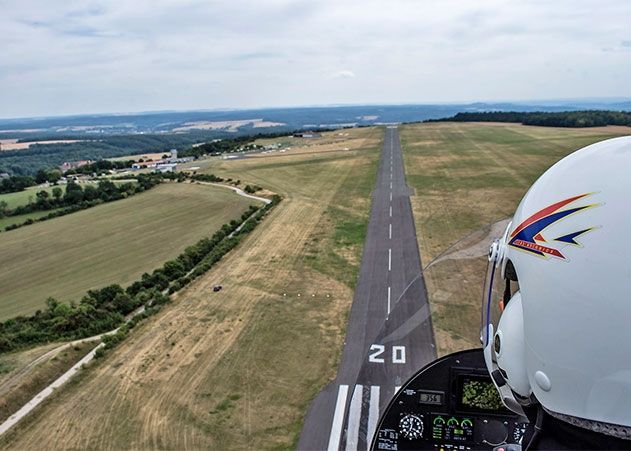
[482,136,631,437]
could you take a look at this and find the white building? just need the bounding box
[156,163,177,173]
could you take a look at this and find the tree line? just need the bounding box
[432,110,631,128]
[65,159,135,176]
[0,194,281,353]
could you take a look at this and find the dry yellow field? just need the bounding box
[0,139,84,151]
[400,122,630,355]
[0,127,382,449]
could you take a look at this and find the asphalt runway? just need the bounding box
[298,127,436,450]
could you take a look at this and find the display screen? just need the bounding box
[457,375,504,412]
[418,390,444,406]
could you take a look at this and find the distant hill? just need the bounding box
[3,101,630,137]
[2,102,631,175]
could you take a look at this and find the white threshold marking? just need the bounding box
[388,248,392,271]
[387,286,391,314]
[389,205,392,217]
[345,385,363,451]
[367,386,380,447]
[389,223,392,239]
[327,385,349,451]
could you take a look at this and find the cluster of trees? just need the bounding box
[435,110,631,128]
[1,169,64,194]
[244,184,261,194]
[0,175,36,194]
[190,173,224,183]
[0,194,281,353]
[34,169,63,184]
[65,159,135,176]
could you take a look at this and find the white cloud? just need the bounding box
[332,70,356,79]
[1,0,631,117]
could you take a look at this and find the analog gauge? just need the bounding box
[399,414,424,440]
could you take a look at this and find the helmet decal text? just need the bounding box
[508,193,597,259]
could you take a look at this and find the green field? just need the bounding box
[0,186,63,210]
[400,122,630,354]
[0,182,255,320]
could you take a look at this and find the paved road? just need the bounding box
[298,126,436,451]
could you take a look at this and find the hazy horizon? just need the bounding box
[3,96,631,122]
[2,0,631,118]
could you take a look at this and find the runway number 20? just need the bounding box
[368,344,406,364]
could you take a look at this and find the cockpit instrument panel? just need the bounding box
[371,349,534,450]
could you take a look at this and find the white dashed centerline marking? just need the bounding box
[388,248,392,271]
[389,192,392,202]
[327,385,349,451]
[390,182,392,190]
[389,205,392,217]
[389,223,392,239]
[387,286,391,314]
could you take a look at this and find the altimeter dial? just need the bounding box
[399,414,424,440]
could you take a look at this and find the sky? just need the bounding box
[1,0,631,118]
